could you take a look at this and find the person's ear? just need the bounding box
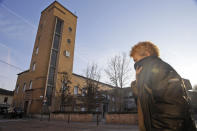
[145,51,150,56]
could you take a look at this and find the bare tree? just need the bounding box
[85,63,101,87]
[105,52,131,88]
[58,72,74,111]
[81,63,104,111]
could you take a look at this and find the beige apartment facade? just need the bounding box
[13,1,113,114]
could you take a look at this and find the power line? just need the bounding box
[0,59,23,71]
[0,4,36,29]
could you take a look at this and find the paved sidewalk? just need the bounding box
[0,119,139,131]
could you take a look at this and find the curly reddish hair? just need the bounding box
[130,41,160,57]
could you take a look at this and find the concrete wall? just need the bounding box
[106,113,138,125]
[51,113,138,125]
[51,113,93,122]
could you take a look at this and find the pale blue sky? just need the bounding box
[0,0,197,90]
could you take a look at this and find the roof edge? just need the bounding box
[72,73,115,88]
[0,88,14,95]
[41,1,78,18]
[17,70,29,75]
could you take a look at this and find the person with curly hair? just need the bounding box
[130,41,196,131]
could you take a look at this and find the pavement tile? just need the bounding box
[0,119,138,131]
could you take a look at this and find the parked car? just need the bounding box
[6,107,24,118]
[0,104,10,118]
[0,106,8,115]
[7,106,15,118]
[14,107,24,118]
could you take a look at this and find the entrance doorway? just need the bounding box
[24,101,29,114]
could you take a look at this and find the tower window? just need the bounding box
[29,81,32,89]
[35,47,39,55]
[68,27,72,32]
[67,39,71,44]
[50,50,58,67]
[48,67,55,85]
[32,63,36,71]
[64,50,70,57]
[56,20,63,34]
[46,18,63,106]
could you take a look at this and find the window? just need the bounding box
[53,35,60,50]
[4,97,8,103]
[68,27,72,32]
[50,50,58,67]
[112,97,115,102]
[29,81,32,89]
[74,86,78,95]
[16,85,19,94]
[96,107,99,112]
[128,92,133,97]
[64,50,70,57]
[48,67,55,85]
[102,94,106,98]
[46,18,63,106]
[35,47,39,55]
[32,63,36,71]
[55,19,63,34]
[112,107,115,112]
[81,107,85,111]
[62,83,67,91]
[67,39,71,44]
[82,88,86,96]
[23,83,26,92]
[107,95,110,100]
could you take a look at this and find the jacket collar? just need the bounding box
[134,55,158,70]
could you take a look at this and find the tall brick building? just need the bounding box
[13,1,113,114]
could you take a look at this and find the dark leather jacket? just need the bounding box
[134,56,196,131]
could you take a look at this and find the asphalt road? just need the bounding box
[0,119,139,131]
[0,117,196,131]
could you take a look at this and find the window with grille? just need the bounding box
[46,18,63,105]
